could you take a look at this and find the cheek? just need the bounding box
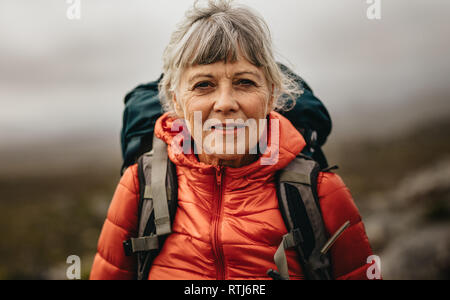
[238,93,270,119]
[183,97,214,132]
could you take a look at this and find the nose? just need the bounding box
[213,84,239,115]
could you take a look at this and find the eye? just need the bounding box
[194,81,214,90]
[236,79,256,86]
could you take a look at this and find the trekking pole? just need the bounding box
[320,221,351,256]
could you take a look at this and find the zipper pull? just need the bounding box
[216,167,223,186]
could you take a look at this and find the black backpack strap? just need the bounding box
[123,134,178,280]
[270,154,334,280]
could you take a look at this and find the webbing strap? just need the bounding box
[273,230,303,280]
[144,185,152,200]
[279,171,311,186]
[138,152,154,237]
[151,136,172,236]
[130,236,159,253]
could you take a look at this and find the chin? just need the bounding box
[214,153,246,161]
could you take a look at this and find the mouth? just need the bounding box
[208,123,246,134]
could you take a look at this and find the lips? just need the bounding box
[208,123,246,131]
[213,124,245,130]
[207,123,247,136]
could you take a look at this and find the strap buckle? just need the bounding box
[283,228,303,249]
[123,239,133,257]
[267,269,288,280]
[123,235,160,257]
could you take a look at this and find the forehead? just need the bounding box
[182,57,265,84]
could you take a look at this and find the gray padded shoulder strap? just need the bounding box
[273,155,332,280]
[123,135,176,280]
[135,134,172,240]
[281,156,328,251]
[138,151,154,237]
[150,137,172,236]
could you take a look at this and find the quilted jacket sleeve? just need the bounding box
[89,165,139,280]
[317,172,379,280]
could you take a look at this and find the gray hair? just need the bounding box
[159,0,303,113]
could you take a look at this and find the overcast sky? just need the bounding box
[1,0,449,152]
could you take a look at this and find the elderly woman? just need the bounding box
[90,0,375,280]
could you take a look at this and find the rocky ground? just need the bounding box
[325,117,450,280]
[363,157,450,279]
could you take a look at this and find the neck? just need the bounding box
[197,153,259,168]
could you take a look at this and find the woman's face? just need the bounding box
[173,56,273,168]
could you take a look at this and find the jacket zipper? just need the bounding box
[212,167,226,280]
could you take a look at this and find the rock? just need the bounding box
[361,157,450,279]
[380,223,450,280]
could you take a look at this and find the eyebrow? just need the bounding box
[188,74,215,85]
[188,70,263,85]
[234,71,263,81]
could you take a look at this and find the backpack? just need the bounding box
[120,64,332,175]
[123,134,346,280]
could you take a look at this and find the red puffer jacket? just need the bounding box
[90,112,375,280]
